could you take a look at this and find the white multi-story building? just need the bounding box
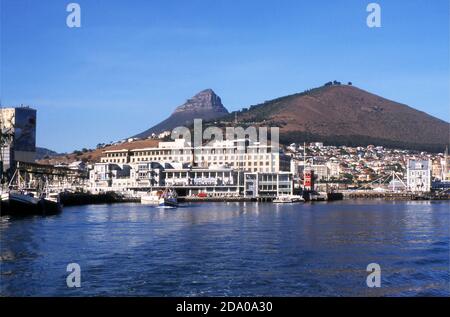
[131,162,165,188]
[89,163,133,192]
[406,159,431,192]
[244,172,293,198]
[326,161,341,178]
[100,138,290,173]
[164,167,241,196]
[311,164,329,181]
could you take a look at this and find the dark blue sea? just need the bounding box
[1,200,449,296]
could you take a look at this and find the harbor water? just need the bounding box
[0,200,449,296]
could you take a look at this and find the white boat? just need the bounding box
[273,194,305,203]
[290,195,305,202]
[141,188,178,207]
[141,190,162,205]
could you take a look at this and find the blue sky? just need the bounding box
[1,0,449,153]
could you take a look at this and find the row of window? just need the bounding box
[104,147,274,158]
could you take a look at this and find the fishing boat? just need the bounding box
[39,192,63,215]
[141,188,178,207]
[1,168,63,216]
[1,190,40,215]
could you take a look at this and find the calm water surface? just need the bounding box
[0,200,449,296]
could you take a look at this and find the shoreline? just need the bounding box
[60,192,449,207]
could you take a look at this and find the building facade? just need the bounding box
[100,138,291,173]
[406,159,431,192]
[0,107,37,173]
[244,172,293,198]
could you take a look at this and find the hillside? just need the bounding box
[37,139,161,165]
[35,147,60,160]
[218,84,449,152]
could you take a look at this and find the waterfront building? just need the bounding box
[406,159,432,192]
[131,162,166,188]
[164,166,241,196]
[244,172,293,198]
[0,106,37,173]
[88,159,294,198]
[89,163,132,191]
[100,138,291,173]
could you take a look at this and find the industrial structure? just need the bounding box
[0,106,37,177]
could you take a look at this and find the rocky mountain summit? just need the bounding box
[134,89,229,138]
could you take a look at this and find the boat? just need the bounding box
[39,192,63,215]
[1,168,63,216]
[141,188,178,207]
[309,191,328,201]
[273,196,293,203]
[273,194,305,203]
[1,190,40,215]
[141,190,163,205]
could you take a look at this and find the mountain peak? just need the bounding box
[133,89,229,139]
[173,89,227,114]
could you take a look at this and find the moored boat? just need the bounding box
[141,190,163,205]
[1,190,40,216]
[39,192,63,215]
[273,194,305,203]
[141,188,178,207]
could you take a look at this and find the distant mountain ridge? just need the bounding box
[35,147,60,160]
[134,89,229,139]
